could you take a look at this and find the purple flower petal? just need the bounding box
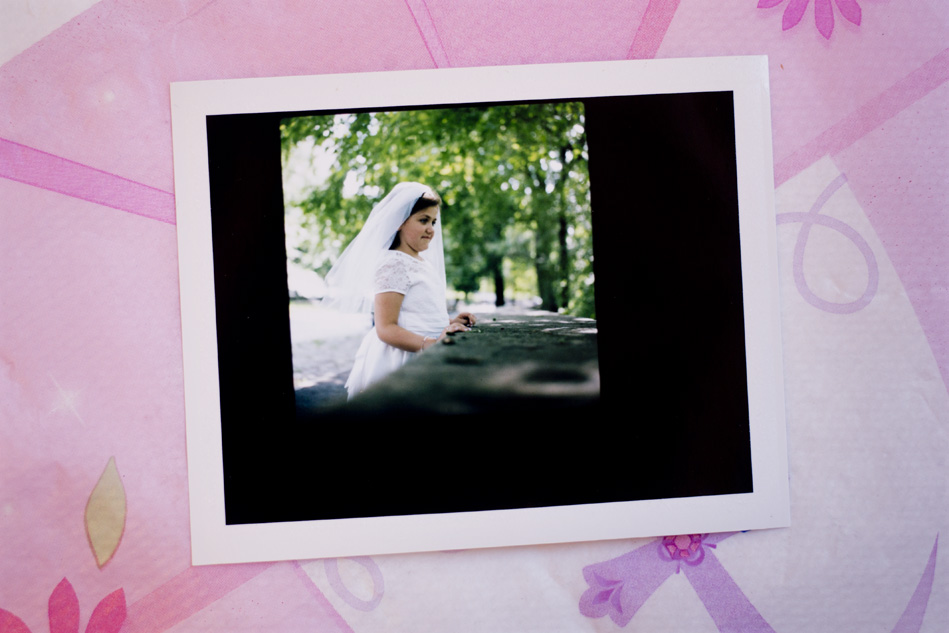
[591,571,622,587]
[757,0,785,8]
[610,585,625,614]
[592,588,615,605]
[814,0,835,38]
[782,0,810,31]
[834,0,862,25]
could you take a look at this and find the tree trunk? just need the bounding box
[531,193,559,312]
[490,255,506,307]
[559,210,569,308]
[557,145,571,310]
[536,256,558,312]
[493,267,506,307]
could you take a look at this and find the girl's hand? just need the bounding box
[421,321,470,350]
[441,322,469,338]
[451,312,477,327]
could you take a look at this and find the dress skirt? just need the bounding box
[345,311,444,399]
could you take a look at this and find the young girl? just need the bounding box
[323,182,476,399]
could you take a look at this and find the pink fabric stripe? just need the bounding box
[774,48,949,187]
[290,561,356,632]
[403,0,451,68]
[628,0,681,59]
[123,563,273,632]
[0,137,176,225]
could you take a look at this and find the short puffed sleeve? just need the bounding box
[373,252,413,295]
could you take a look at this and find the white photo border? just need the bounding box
[172,57,789,566]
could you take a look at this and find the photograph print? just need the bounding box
[174,59,790,564]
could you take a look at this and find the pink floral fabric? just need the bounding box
[758,0,862,39]
[1,1,946,631]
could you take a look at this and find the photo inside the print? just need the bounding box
[205,91,755,526]
[278,101,597,420]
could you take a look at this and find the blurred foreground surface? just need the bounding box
[293,307,598,418]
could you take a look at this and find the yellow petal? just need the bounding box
[85,457,127,568]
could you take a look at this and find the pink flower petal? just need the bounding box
[814,0,835,38]
[0,609,34,633]
[782,0,810,31]
[834,0,862,25]
[757,0,785,8]
[48,579,80,633]
[84,589,126,633]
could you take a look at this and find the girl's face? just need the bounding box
[396,207,439,256]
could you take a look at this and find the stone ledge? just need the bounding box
[317,312,599,417]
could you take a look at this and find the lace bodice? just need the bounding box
[373,250,449,333]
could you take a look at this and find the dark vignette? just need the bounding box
[204,91,751,525]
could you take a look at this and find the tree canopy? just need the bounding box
[280,101,594,317]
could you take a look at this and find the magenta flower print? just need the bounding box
[580,534,732,628]
[758,0,862,39]
[0,578,126,633]
[660,534,709,567]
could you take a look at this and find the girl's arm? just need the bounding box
[375,292,467,352]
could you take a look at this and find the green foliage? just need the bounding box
[281,101,594,318]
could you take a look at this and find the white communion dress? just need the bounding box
[345,250,450,398]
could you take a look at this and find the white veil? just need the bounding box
[322,182,446,313]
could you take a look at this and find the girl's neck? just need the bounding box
[395,244,423,260]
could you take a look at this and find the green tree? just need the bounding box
[281,101,594,317]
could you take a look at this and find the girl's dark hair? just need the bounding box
[412,190,441,213]
[390,190,441,249]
